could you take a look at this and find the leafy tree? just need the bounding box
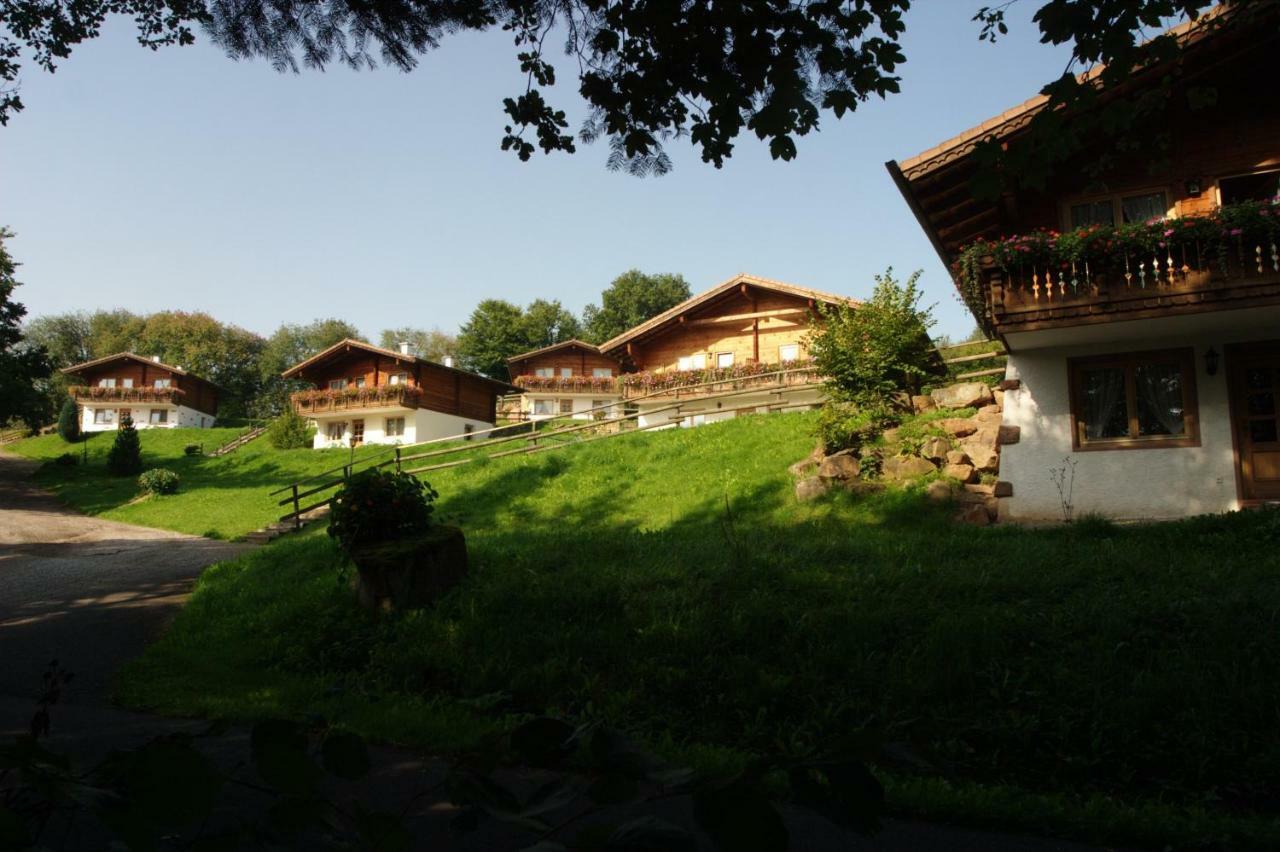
[87,309,146,357]
[266,407,313,449]
[377,327,457,362]
[106,415,143,475]
[456,299,527,379]
[135,311,266,418]
[25,311,91,367]
[582,271,691,344]
[256,318,363,415]
[520,299,580,350]
[0,0,1243,183]
[807,268,935,409]
[57,397,80,442]
[0,228,52,428]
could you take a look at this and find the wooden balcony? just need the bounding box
[70,385,185,404]
[981,238,1280,335]
[513,375,620,394]
[292,385,423,415]
[619,365,821,401]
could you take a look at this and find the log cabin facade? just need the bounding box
[506,340,624,421]
[598,273,855,428]
[283,339,519,448]
[890,6,1280,519]
[63,353,219,432]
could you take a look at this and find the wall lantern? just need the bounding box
[1204,347,1220,377]
[1185,178,1203,197]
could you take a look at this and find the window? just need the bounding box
[98,378,116,388]
[779,344,800,363]
[677,354,707,371]
[353,377,366,388]
[559,367,574,377]
[385,416,405,437]
[328,379,345,390]
[388,373,408,386]
[1219,170,1280,205]
[326,422,345,440]
[592,367,613,378]
[1068,348,1199,450]
[716,352,734,368]
[149,409,168,424]
[535,367,554,378]
[121,378,134,388]
[559,399,574,415]
[591,400,610,421]
[93,409,116,424]
[1067,190,1169,228]
[153,378,171,388]
[533,399,555,416]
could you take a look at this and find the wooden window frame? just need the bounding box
[1060,185,1173,230]
[327,379,345,390]
[592,367,613,378]
[1216,168,1280,207]
[558,398,574,415]
[534,367,554,378]
[1067,347,1201,451]
[153,378,171,388]
[149,408,168,424]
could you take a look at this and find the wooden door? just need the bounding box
[351,419,364,447]
[1228,342,1280,503]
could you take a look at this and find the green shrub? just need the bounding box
[54,452,78,467]
[56,398,80,443]
[328,470,438,555]
[138,468,181,495]
[267,409,313,450]
[815,401,896,454]
[184,443,202,456]
[106,416,143,476]
[807,268,937,407]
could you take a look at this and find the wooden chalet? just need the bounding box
[63,353,219,431]
[283,339,520,448]
[505,340,624,421]
[889,4,1280,519]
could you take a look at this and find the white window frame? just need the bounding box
[98,378,116,388]
[559,367,574,377]
[385,416,405,437]
[94,409,117,424]
[677,354,707,371]
[533,399,555,416]
[534,367,554,378]
[326,422,346,441]
[716,352,734,368]
[592,367,613,378]
[779,344,800,363]
[121,378,134,388]
[388,372,409,386]
[153,378,172,388]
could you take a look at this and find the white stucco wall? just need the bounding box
[79,403,215,432]
[523,393,621,421]
[311,408,494,449]
[998,306,1280,521]
[636,387,824,429]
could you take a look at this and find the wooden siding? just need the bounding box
[627,290,816,372]
[69,360,219,416]
[509,344,621,380]
[304,350,501,422]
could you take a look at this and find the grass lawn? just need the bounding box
[7,427,415,539]
[105,411,1280,849]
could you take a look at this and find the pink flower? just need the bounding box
[1230,228,1243,236]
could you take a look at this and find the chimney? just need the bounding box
[443,355,454,368]
[152,355,161,363]
[398,341,412,356]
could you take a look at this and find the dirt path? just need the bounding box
[0,452,248,704]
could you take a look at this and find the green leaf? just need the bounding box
[320,730,370,780]
[607,815,697,851]
[250,719,320,796]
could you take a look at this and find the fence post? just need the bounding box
[291,484,301,531]
[395,447,402,473]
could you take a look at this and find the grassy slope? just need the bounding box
[112,412,1280,849]
[8,428,409,539]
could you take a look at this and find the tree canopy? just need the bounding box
[0,228,52,427]
[582,270,691,344]
[0,0,1244,182]
[378,327,457,363]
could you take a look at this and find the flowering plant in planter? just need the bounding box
[294,385,422,407]
[620,357,816,393]
[328,470,438,554]
[515,374,619,392]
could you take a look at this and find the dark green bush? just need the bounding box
[106,416,143,476]
[815,402,896,454]
[328,470,437,555]
[267,409,313,450]
[56,398,80,443]
[184,443,202,456]
[54,452,78,467]
[138,468,181,495]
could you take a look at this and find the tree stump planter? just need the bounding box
[350,525,468,613]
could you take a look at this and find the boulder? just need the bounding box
[843,480,885,496]
[964,483,995,496]
[945,449,970,465]
[925,480,955,503]
[978,404,1003,417]
[818,453,861,481]
[931,382,994,410]
[911,394,935,413]
[788,458,817,478]
[993,481,1014,497]
[961,439,1000,473]
[954,504,991,526]
[993,389,1005,408]
[881,427,901,443]
[998,378,1021,391]
[937,418,978,438]
[795,476,830,502]
[809,439,827,462]
[882,456,937,480]
[997,425,1021,446]
[351,526,469,613]
[943,463,976,483]
[919,437,951,461]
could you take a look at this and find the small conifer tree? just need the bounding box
[57,398,80,443]
[106,415,143,476]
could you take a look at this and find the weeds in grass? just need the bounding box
[1049,455,1078,523]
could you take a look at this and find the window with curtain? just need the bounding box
[1070,200,1115,228]
[1066,189,1168,229]
[1121,191,1168,224]
[1069,348,1199,449]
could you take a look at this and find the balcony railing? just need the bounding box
[956,202,1280,332]
[292,385,423,415]
[514,374,620,393]
[619,361,820,401]
[70,385,185,404]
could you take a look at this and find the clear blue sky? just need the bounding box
[5,5,1073,343]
